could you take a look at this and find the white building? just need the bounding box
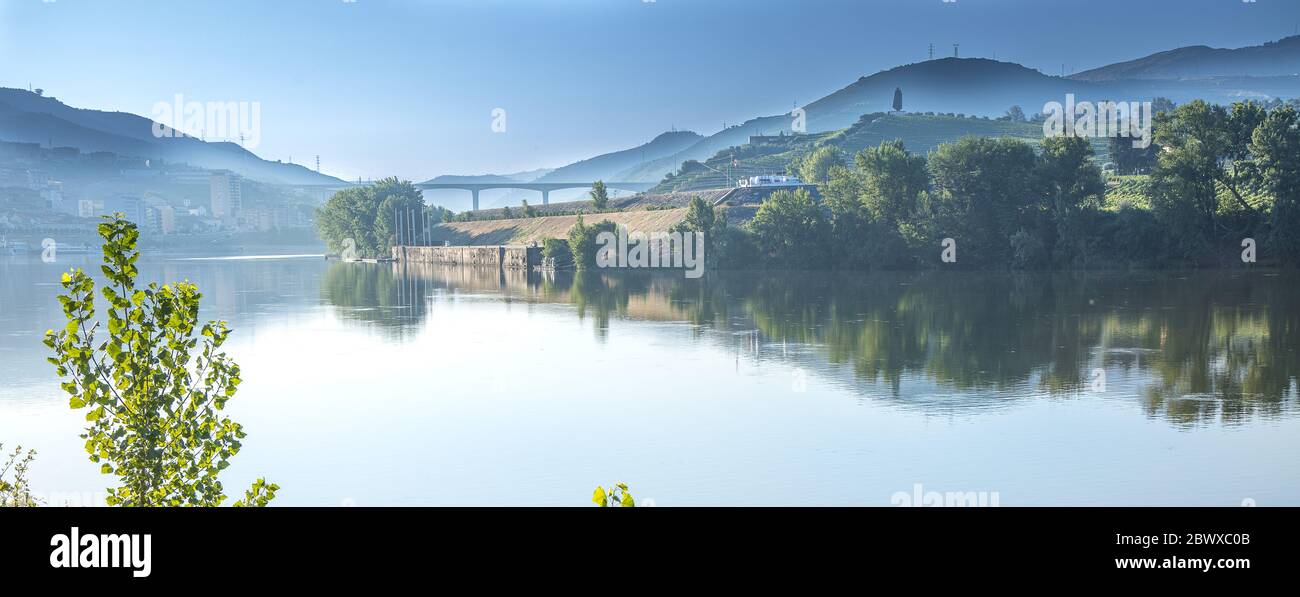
[738,175,804,188]
[158,206,176,235]
[210,171,243,222]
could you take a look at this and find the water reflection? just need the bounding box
[333,262,1299,427]
[0,254,323,392]
[319,260,434,339]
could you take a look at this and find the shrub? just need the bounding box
[543,238,572,268]
[592,483,635,507]
[748,188,831,269]
[0,443,38,507]
[714,225,760,269]
[567,216,618,269]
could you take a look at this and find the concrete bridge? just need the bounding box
[415,181,657,211]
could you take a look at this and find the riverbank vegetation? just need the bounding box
[716,100,1300,269]
[0,443,38,507]
[566,215,618,269]
[316,177,450,258]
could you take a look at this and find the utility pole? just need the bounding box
[928,43,934,60]
[953,43,960,58]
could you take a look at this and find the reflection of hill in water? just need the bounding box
[320,263,1299,427]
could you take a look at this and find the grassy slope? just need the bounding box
[428,208,691,246]
[461,189,730,220]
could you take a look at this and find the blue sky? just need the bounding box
[2,0,1298,181]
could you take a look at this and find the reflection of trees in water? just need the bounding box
[319,262,433,339]
[543,272,724,342]
[738,272,1104,399]
[1126,273,1300,426]
[324,261,1298,426]
[734,271,1298,426]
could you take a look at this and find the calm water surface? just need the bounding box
[1,253,1297,505]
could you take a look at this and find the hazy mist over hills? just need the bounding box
[1071,35,1300,81]
[418,34,1300,212]
[8,0,1294,181]
[7,26,1300,212]
[533,131,702,183]
[0,88,342,186]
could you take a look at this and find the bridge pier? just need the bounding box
[471,189,480,211]
[541,189,549,206]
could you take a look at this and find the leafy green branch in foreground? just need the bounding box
[593,483,636,507]
[43,216,277,507]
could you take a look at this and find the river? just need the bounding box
[1,252,1297,505]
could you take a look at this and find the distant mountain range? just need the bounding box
[423,168,553,185]
[1071,35,1300,81]
[533,130,702,183]
[420,132,700,187]
[802,58,1092,131]
[425,35,1300,204]
[9,35,1299,203]
[0,88,344,186]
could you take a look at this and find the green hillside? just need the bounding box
[652,112,1044,193]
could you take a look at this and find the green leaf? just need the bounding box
[592,487,607,506]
